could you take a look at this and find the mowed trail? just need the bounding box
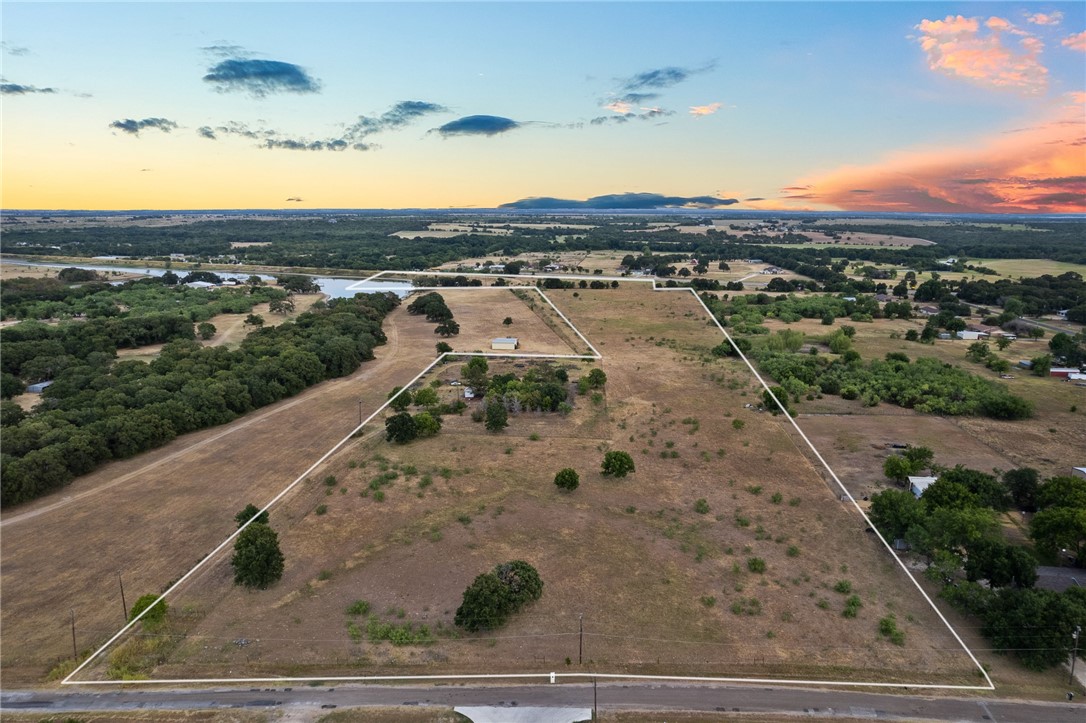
[0,305,436,681]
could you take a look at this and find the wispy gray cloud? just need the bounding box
[432,115,521,137]
[595,62,713,122]
[195,100,444,151]
[345,100,449,139]
[2,42,30,56]
[1,82,57,95]
[286,197,304,202]
[109,117,178,135]
[501,192,738,210]
[203,58,321,97]
[202,44,252,59]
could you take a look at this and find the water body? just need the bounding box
[3,260,414,299]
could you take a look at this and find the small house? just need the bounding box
[908,476,938,498]
[26,380,54,394]
[491,337,519,351]
[918,306,941,316]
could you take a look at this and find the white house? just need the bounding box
[908,476,938,498]
[491,337,519,351]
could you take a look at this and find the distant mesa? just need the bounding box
[500,192,739,210]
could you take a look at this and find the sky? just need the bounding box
[2,1,1084,213]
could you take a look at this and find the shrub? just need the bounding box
[234,503,269,529]
[554,468,580,492]
[601,450,635,477]
[833,580,852,594]
[346,600,371,616]
[747,557,767,573]
[842,595,862,618]
[129,594,168,629]
[694,498,710,514]
[879,614,906,645]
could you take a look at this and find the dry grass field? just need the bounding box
[0,289,578,685]
[66,285,985,687]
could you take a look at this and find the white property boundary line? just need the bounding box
[64,271,993,691]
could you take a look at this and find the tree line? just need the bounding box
[0,293,399,506]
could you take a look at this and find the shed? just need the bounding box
[26,380,54,394]
[1050,367,1082,379]
[1073,467,1086,480]
[956,330,987,341]
[908,476,938,498]
[491,337,519,351]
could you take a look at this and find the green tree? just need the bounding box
[129,593,168,630]
[868,488,925,540]
[940,466,1011,511]
[244,313,264,327]
[1036,475,1086,510]
[0,372,25,399]
[1029,354,1051,377]
[435,319,460,337]
[503,316,513,325]
[585,368,607,388]
[436,341,453,354]
[234,503,269,528]
[196,322,216,340]
[882,455,913,484]
[388,386,412,412]
[1003,468,1040,512]
[1030,507,1086,565]
[554,467,579,491]
[454,572,511,632]
[921,479,979,511]
[995,336,1012,351]
[385,412,419,444]
[484,400,508,432]
[493,560,544,607]
[981,587,1086,670]
[964,539,1037,589]
[413,386,439,407]
[463,356,489,391]
[601,450,635,478]
[231,523,285,589]
[414,411,442,438]
[762,386,792,416]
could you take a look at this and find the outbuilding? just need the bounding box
[26,380,54,394]
[1073,467,1086,480]
[491,337,519,351]
[908,476,938,498]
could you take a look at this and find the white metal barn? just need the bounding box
[491,337,519,351]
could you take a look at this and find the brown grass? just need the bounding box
[65,286,981,687]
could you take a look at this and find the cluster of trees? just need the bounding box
[1,274,285,323]
[454,560,543,631]
[869,467,1086,669]
[703,292,883,331]
[957,272,1086,317]
[407,292,460,336]
[756,351,1033,419]
[0,293,399,506]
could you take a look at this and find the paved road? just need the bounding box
[2,682,1082,722]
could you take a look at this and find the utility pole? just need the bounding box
[578,613,583,665]
[70,609,77,659]
[593,676,598,720]
[118,573,128,621]
[358,399,363,426]
[1071,625,1082,686]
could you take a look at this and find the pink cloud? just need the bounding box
[772,93,1086,214]
[603,100,632,114]
[689,102,722,116]
[1027,11,1063,26]
[1063,31,1086,52]
[915,15,1048,93]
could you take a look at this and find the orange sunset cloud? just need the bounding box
[915,15,1048,93]
[772,93,1086,214]
[1063,30,1086,52]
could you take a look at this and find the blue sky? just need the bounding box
[2,2,1084,211]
